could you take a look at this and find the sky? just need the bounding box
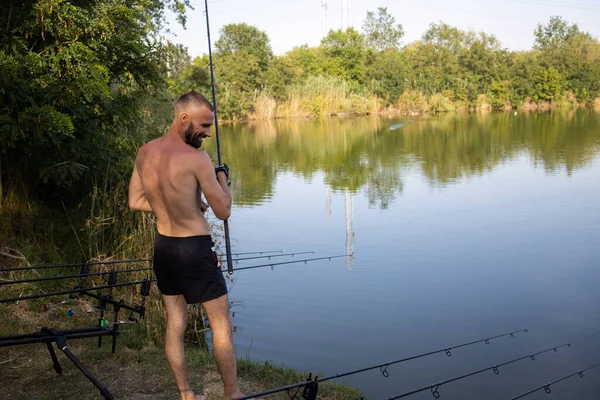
[162,0,600,58]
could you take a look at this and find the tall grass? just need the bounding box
[553,91,579,108]
[274,75,380,118]
[249,91,276,120]
[85,181,155,261]
[429,93,456,112]
[224,77,600,121]
[476,94,493,112]
[0,187,80,266]
[278,75,347,117]
[396,90,429,114]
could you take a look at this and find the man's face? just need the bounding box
[183,106,214,148]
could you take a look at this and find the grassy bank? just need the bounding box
[0,299,362,399]
[0,335,362,399]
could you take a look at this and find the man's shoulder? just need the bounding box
[137,138,161,156]
[185,149,212,168]
[179,150,214,180]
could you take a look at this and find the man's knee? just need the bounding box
[211,314,233,338]
[167,315,188,335]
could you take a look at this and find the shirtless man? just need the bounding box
[128,91,244,400]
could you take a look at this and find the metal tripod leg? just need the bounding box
[55,336,115,400]
[45,342,63,375]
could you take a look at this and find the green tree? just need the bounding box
[362,7,404,51]
[264,56,302,100]
[534,16,581,51]
[211,23,274,118]
[321,27,366,83]
[364,49,406,105]
[562,33,600,101]
[489,80,511,108]
[422,22,466,54]
[214,51,263,119]
[215,23,273,70]
[531,17,600,102]
[533,67,563,102]
[403,23,464,96]
[281,45,327,78]
[165,41,192,79]
[0,0,189,203]
[460,32,510,100]
[507,51,539,103]
[169,55,211,97]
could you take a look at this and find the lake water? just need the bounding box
[204,110,600,400]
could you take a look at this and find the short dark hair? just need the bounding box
[175,91,214,114]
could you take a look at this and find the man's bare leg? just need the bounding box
[203,294,244,399]
[163,294,207,400]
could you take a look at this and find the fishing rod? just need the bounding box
[0,267,152,286]
[203,0,233,276]
[508,362,600,399]
[226,250,284,256]
[1,254,348,303]
[1,253,338,287]
[0,280,148,304]
[385,344,572,399]
[233,329,528,400]
[221,251,315,262]
[1,258,152,273]
[0,250,287,273]
[231,255,348,272]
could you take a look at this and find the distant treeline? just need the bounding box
[168,9,600,120]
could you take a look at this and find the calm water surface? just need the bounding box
[204,111,600,400]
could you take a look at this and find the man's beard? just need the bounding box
[184,123,202,148]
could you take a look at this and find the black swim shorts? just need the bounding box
[153,233,228,304]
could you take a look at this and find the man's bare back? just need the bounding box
[135,137,212,236]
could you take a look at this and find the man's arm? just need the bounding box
[194,152,232,220]
[128,162,153,212]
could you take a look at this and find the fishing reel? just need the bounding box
[215,163,231,187]
[302,375,318,400]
